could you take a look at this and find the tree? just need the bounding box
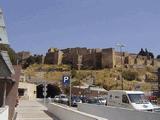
[157,55,160,59]
[149,52,154,59]
[138,48,154,59]
[0,44,18,65]
[34,54,43,64]
[71,69,77,78]
[138,48,145,56]
[122,70,138,81]
[72,80,81,86]
[22,55,43,68]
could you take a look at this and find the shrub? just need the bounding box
[0,44,18,64]
[122,70,138,81]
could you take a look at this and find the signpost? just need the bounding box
[43,84,47,105]
[62,75,71,106]
[62,76,70,86]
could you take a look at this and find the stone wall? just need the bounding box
[56,51,63,65]
[154,59,160,68]
[62,53,73,65]
[82,54,95,69]
[45,50,63,65]
[62,47,89,55]
[101,48,115,68]
[45,47,160,69]
[114,52,155,68]
[62,48,102,69]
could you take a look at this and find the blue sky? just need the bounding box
[0,0,160,56]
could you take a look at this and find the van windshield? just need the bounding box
[128,94,149,104]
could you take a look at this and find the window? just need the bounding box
[18,89,25,96]
[128,94,149,104]
[115,96,120,99]
[122,94,129,104]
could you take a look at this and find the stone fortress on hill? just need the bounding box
[44,47,160,70]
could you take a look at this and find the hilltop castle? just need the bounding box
[44,47,160,69]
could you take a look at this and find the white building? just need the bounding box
[18,82,37,100]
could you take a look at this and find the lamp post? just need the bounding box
[116,43,125,90]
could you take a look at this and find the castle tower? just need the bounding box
[0,8,9,44]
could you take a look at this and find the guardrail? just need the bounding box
[78,103,160,120]
[48,103,107,120]
[0,106,9,120]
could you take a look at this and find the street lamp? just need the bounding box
[116,43,125,90]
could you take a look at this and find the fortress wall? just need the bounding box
[101,48,115,68]
[82,54,95,68]
[44,52,55,64]
[62,53,74,65]
[45,50,63,65]
[154,60,160,68]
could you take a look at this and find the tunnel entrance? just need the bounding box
[36,84,61,98]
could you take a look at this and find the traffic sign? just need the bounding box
[62,75,70,86]
[43,92,47,97]
[43,87,48,91]
[43,84,47,97]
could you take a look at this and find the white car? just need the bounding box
[98,97,107,105]
[59,94,69,104]
[94,97,107,105]
[53,95,60,103]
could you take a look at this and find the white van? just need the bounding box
[107,90,154,111]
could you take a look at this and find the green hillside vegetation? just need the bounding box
[24,64,157,91]
[25,64,71,81]
[0,44,18,64]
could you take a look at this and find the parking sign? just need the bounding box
[62,75,70,86]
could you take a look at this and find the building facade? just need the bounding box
[0,51,21,120]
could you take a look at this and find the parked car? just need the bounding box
[59,94,69,104]
[53,95,60,103]
[70,96,82,107]
[86,98,104,105]
[80,96,88,103]
[95,97,107,105]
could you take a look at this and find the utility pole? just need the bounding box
[41,55,47,105]
[157,68,160,94]
[43,83,47,105]
[116,43,125,90]
[69,76,72,107]
[77,63,82,95]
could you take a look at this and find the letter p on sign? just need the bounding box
[62,76,70,86]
